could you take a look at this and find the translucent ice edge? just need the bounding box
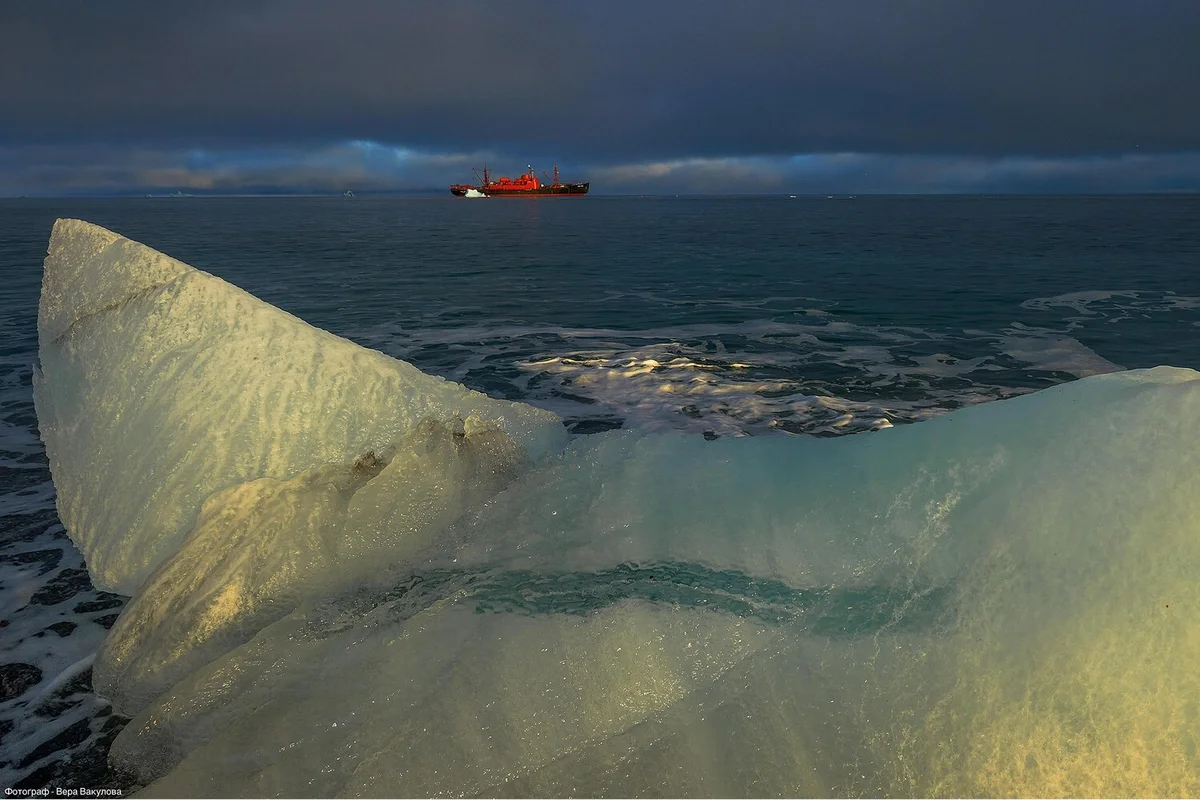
[33,220,567,595]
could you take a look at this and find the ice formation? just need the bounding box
[33,220,566,595]
[94,415,527,715]
[33,221,1200,796]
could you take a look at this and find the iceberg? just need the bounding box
[33,221,1200,797]
[94,415,528,716]
[33,220,566,595]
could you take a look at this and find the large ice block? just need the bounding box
[33,220,567,594]
[32,221,1200,796]
[109,368,1200,798]
[94,416,527,715]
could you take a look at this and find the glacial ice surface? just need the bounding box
[34,221,1200,797]
[33,220,566,595]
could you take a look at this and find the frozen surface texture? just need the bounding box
[94,416,527,716]
[33,221,1200,797]
[33,220,566,595]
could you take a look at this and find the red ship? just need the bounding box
[450,164,589,197]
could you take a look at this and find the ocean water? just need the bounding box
[1,195,1199,792]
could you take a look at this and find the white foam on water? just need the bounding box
[349,316,1124,437]
[0,523,122,790]
[998,332,1123,377]
[0,358,49,475]
[0,478,57,517]
[516,350,914,436]
[27,653,96,710]
[0,352,121,786]
[1022,289,1200,328]
[1021,289,1143,315]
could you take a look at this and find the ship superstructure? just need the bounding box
[451,164,588,197]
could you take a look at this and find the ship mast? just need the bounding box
[553,164,560,188]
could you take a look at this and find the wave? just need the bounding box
[347,315,1123,438]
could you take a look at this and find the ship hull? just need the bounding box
[451,182,589,197]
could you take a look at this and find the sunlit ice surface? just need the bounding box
[28,220,1200,796]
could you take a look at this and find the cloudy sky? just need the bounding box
[3,0,1198,195]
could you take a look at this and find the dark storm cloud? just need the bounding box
[0,1,590,151]
[0,142,490,195]
[3,0,1199,159]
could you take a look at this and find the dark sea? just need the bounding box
[1,194,1199,790]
